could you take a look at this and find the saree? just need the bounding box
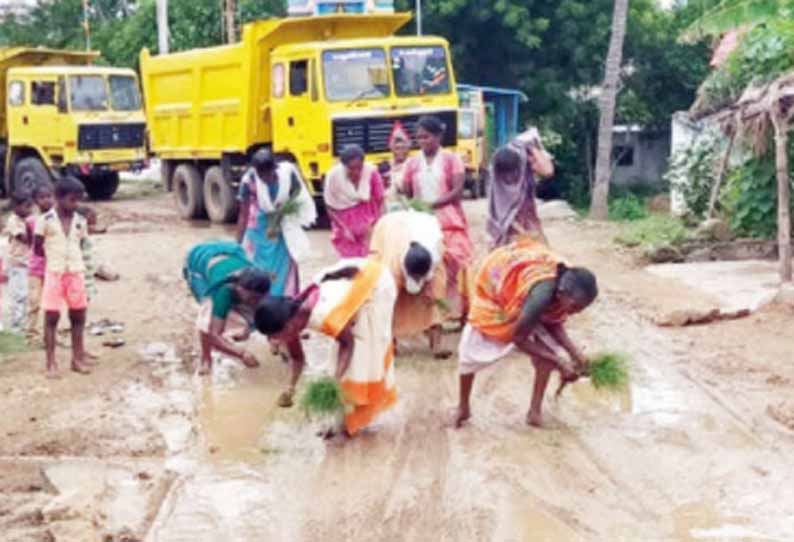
[324,162,385,258]
[487,142,544,247]
[402,150,473,315]
[460,238,569,374]
[238,163,316,296]
[308,258,398,435]
[369,210,446,338]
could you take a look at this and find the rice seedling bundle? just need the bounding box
[300,377,344,418]
[587,352,630,391]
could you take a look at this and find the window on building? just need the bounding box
[613,145,635,167]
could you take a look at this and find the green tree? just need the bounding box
[681,0,791,42]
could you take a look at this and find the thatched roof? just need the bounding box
[689,70,794,155]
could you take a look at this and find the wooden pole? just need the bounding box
[772,109,792,282]
[707,129,736,219]
[225,0,237,44]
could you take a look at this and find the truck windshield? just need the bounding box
[322,48,390,101]
[69,75,109,111]
[391,46,451,97]
[109,76,142,111]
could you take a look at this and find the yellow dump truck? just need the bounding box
[1,48,147,199]
[140,13,459,222]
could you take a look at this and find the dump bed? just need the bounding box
[0,48,97,139]
[140,13,411,159]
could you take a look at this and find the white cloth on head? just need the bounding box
[252,162,317,263]
[323,162,378,211]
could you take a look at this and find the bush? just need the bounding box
[614,215,690,248]
[609,193,648,221]
[722,154,793,239]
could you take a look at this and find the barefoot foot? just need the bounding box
[526,411,543,428]
[46,367,62,380]
[71,362,92,375]
[452,406,471,429]
[277,388,294,408]
[196,363,212,376]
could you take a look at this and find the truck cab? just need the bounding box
[2,48,146,199]
[269,35,458,194]
[141,13,459,223]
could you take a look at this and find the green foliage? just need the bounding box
[681,0,789,42]
[0,0,285,68]
[721,150,793,238]
[588,352,630,391]
[300,377,344,419]
[608,193,648,221]
[663,129,721,218]
[614,215,690,248]
[695,19,794,116]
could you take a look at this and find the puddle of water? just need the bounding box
[199,368,282,464]
[567,379,632,413]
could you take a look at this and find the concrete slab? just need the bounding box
[646,259,788,312]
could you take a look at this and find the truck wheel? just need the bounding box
[13,157,52,193]
[203,166,238,223]
[172,164,205,219]
[84,172,120,200]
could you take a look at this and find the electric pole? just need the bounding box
[157,0,170,54]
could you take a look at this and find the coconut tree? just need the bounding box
[590,0,630,221]
[681,0,791,42]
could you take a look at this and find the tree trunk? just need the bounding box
[156,0,169,54]
[225,0,237,44]
[773,113,792,282]
[590,0,630,220]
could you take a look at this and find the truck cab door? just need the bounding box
[282,59,313,163]
[27,77,62,157]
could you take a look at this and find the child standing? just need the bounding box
[4,189,34,333]
[26,184,54,342]
[33,177,91,378]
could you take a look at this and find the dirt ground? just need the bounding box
[1,187,793,541]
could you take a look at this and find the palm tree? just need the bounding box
[590,0,629,221]
[681,0,790,42]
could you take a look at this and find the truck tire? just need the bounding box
[203,166,238,223]
[172,164,205,219]
[13,156,52,194]
[84,172,120,200]
[161,160,174,192]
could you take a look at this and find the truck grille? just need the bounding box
[78,123,146,151]
[332,110,457,156]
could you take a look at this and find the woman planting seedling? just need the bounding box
[454,237,598,429]
[255,257,398,437]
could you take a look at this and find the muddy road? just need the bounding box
[1,188,793,541]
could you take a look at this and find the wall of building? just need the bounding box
[612,128,671,188]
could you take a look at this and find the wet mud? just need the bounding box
[1,194,793,541]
